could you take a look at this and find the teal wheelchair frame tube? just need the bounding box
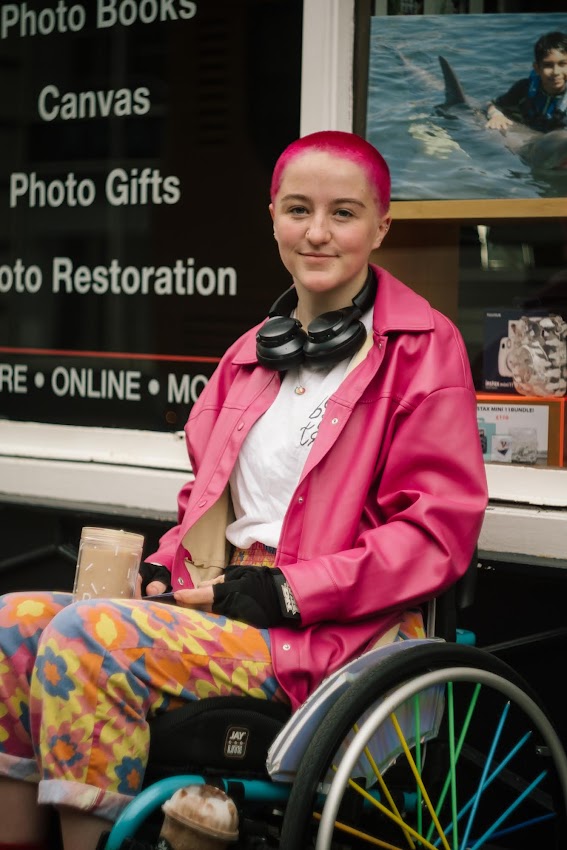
[104,776,418,849]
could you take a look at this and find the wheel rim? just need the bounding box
[313,666,567,850]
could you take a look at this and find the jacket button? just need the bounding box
[237,422,244,431]
[178,578,184,585]
[198,499,207,507]
[282,643,291,651]
[331,417,339,425]
[298,496,304,504]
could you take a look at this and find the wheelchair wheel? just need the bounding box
[279,642,567,850]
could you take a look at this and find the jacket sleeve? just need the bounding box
[280,385,488,628]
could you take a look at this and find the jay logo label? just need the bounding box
[224,726,249,759]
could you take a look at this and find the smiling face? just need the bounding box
[534,48,567,96]
[269,150,391,313]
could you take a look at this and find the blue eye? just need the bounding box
[336,209,354,218]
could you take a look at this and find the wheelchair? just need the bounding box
[101,559,567,850]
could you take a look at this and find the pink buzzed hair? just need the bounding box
[270,130,391,214]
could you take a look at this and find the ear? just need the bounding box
[269,203,275,222]
[372,213,392,250]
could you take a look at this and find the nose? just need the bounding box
[306,216,331,244]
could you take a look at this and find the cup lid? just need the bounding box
[80,527,144,548]
[162,786,239,841]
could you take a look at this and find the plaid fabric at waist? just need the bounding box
[228,542,277,568]
[227,544,425,641]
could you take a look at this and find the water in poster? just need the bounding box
[367,13,567,200]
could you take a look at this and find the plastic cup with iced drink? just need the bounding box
[73,527,144,601]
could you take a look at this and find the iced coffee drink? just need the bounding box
[73,527,144,601]
[159,784,239,850]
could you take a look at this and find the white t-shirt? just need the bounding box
[226,309,373,549]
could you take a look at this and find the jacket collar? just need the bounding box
[370,264,434,334]
[232,264,434,366]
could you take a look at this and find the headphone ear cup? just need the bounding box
[256,316,308,371]
[303,310,367,366]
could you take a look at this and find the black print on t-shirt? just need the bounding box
[299,397,329,447]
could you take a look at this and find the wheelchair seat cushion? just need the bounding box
[146,696,291,784]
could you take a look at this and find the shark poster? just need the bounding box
[366,13,567,201]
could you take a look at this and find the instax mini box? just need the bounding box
[483,309,530,393]
[483,309,567,397]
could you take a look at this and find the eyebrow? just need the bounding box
[280,193,366,208]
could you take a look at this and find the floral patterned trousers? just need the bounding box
[0,580,425,822]
[0,591,287,821]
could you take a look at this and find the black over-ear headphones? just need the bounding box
[256,268,376,371]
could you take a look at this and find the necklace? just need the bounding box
[294,365,308,395]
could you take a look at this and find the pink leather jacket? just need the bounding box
[147,265,488,710]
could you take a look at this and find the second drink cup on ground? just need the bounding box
[73,527,145,600]
[159,785,239,850]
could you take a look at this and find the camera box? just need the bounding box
[483,309,521,392]
[476,393,566,467]
[483,309,567,396]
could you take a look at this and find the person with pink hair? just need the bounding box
[0,131,487,850]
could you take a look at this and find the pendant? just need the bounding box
[294,385,306,395]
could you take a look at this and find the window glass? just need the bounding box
[458,219,567,391]
[0,1,303,431]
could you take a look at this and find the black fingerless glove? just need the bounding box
[212,566,301,629]
[139,562,172,595]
